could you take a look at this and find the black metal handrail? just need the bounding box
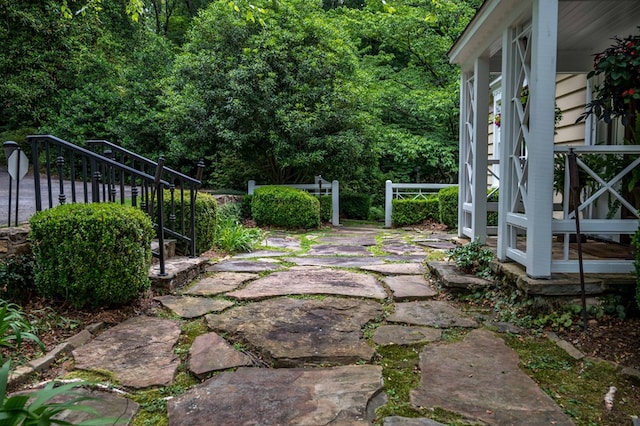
[28,135,177,275]
[86,140,204,257]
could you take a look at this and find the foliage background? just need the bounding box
[1,0,482,199]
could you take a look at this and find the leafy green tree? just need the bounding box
[330,0,480,184]
[163,0,375,187]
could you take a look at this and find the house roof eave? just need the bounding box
[448,0,530,68]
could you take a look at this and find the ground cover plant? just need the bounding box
[213,203,263,253]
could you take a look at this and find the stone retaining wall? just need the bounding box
[0,225,31,260]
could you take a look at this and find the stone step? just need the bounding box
[150,239,176,264]
[149,256,209,292]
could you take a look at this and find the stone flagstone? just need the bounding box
[384,255,427,263]
[383,417,446,426]
[189,332,252,377]
[206,296,383,366]
[226,266,387,300]
[382,241,426,255]
[72,316,180,388]
[373,325,441,346]
[361,263,426,275]
[183,272,259,296]
[305,244,373,256]
[232,249,289,258]
[207,259,282,273]
[383,275,438,300]
[45,389,139,425]
[388,301,478,328]
[154,295,234,318]
[316,235,377,246]
[261,236,301,249]
[284,256,385,268]
[167,365,384,426]
[410,329,575,425]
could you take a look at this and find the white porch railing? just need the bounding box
[384,180,456,228]
[247,177,340,226]
[552,145,640,274]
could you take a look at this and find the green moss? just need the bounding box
[440,328,470,342]
[65,369,119,384]
[505,334,640,425]
[374,345,424,420]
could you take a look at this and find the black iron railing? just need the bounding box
[27,135,202,275]
[85,140,204,258]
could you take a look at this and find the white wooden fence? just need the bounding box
[384,180,456,228]
[247,177,340,226]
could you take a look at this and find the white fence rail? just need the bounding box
[384,180,456,228]
[248,178,340,226]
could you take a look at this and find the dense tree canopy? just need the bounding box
[1,0,481,196]
[164,0,376,185]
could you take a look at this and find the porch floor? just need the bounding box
[484,237,636,297]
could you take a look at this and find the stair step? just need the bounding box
[149,256,209,292]
[151,239,176,264]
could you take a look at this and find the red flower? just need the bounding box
[629,89,635,95]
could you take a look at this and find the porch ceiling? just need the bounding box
[449,0,640,73]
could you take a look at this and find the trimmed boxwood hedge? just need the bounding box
[392,196,439,227]
[252,186,320,229]
[340,192,371,220]
[29,203,154,308]
[162,190,217,255]
[438,186,499,229]
[438,186,459,229]
[318,195,332,223]
[488,189,499,227]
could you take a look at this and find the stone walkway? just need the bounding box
[60,226,575,424]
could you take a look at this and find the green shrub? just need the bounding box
[29,203,154,308]
[634,226,640,310]
[447,238,494,277]
[252,186,320,229]
[240,194,253,219]
[487,189,499,227]
[162,190,217,255]
[318,195,332,223]
[368,206,385,222]
[214,203,263,253]
[0,255,36,304]
[392,196,439,227]
[340,192,371,220]
[438,186,459,229]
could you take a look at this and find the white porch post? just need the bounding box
[470,56,490,243]
[457,71,470,238]
[497,27,516,261]
[526,0,558,278]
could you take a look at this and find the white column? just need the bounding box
[248,180,255,195]
[497,27,516,261]
[331,180,340,226]
[526,0,558,278]
[457,71,470,238]
[471,56,490,244]
[385,180,393,228]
